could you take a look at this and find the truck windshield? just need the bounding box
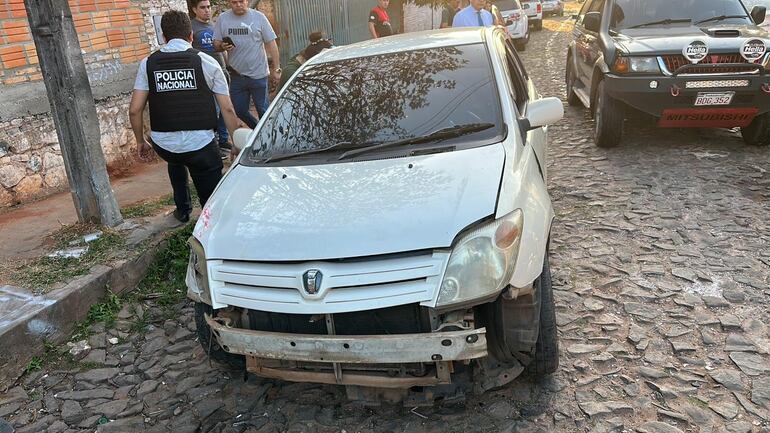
[242,44,504,165]
[611,0,752,29]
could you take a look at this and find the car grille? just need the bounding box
[209,252,448,314]
[661,53,755,74]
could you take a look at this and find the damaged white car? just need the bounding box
[186,27,563,403]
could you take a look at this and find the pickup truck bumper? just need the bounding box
[205,314,488,388]
[604,73,770,127]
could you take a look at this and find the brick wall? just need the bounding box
[0,0,185,208]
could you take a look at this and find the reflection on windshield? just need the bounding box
[244,44,503,164]
[611,0,751,29]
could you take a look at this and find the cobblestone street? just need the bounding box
[2,17,770,433]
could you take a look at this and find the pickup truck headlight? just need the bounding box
[436,210,523,308]
[613,56,660,74]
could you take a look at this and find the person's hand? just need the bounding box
[222,42,234,51]
[230,146,240,161]
[137,138,153,162]
[270,68,282,85]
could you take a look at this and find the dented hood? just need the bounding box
[195,144,505,261]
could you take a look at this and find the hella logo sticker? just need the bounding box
[740,39,767,63]
[683,40,709,64]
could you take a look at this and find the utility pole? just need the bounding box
[23,0,123,227]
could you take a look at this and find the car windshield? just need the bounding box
[241,44,504,165]
[494,0,522,11]
[610,0,752,30]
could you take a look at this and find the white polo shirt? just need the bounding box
[133,38,229,153]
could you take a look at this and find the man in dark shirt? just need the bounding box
[440,0,462,28]
[190,0,231,156]
[368,0,393,39]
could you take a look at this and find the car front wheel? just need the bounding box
[593,79,623,148]
[565,59,582,106]
[194,302,246,370]
[741,113,770,146]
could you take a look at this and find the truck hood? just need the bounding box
[195,144,506,261]
[615,25,770,55]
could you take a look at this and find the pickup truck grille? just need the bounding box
[209,252,448,314]
[661,53,753,74]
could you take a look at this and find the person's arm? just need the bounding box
[368,21,378,38]
[212,19,232,52]
[215,93,239,141]
[265,39,281,83]
[128,90,152,161]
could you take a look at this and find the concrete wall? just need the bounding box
[403,3,442,33]
[0,0,186,208]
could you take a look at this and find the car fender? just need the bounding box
[589,56,610,107]
[496,140,554,289]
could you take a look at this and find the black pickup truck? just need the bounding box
[566,0,770,147]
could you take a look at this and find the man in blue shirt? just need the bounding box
[453,0,494,27]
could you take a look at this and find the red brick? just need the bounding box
[4,75,29,84]
[2,57,28,68]
[109,10,128,26]
[3,19,29,30]
[0,44,25,60]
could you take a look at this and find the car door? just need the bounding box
[496,34,547,180]
[576,0,605,83]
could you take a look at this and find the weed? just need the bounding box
[24,357,42,374]
[121,194,174,219]
[86,291,122,327]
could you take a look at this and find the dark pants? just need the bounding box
[151,139,223,214]
[230,74,269,129]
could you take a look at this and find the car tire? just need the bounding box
[565,59,582,106]
[194,302,246,370]
[533,19,543,30]
[479,252,559,377]
[593,79,623,148]
[741,113,770,146]
[516,41,527,52]
[527,253,559,377]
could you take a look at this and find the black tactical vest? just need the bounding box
[146,49,217,132]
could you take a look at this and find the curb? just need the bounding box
[0,215,184,388]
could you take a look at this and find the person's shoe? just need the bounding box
[173,209,190,223]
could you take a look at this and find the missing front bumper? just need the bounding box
[204,314,488,387]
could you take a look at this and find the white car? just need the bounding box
[541,0,564,16]
[187,27,563,401]
[495,0,530,50]
[521,0,543,30]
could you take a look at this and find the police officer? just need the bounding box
[128,10,239,222]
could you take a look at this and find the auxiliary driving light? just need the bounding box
[649,80,658,89]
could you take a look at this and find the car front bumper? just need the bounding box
[205,314,488,388]
[604,72,770,126]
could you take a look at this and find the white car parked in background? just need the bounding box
[541,0,564,16]
[521,0,543,30]
[495,0,530,51]
[187,27,563,402]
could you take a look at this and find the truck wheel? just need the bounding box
[194,302,246,370]
[528,254,559,377]
[593,80,623,148]
[565,60,582,106]
[533,19,543,31]
[741,113,770,146]
[479,253,559,377]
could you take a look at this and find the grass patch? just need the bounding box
[11,226,126,293]
[121,194,174,219]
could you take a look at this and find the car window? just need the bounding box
[611,0,753,29]
[242,44,505,164]
[493,0,522,11]
[504,40,529,112]
[589,0,605,13]
[577,0,596,24]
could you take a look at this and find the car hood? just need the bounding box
[195,144,506,261]
[615,25,770,55]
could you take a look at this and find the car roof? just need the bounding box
[308,27,488,65]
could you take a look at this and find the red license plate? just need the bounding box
[658,108,758,128]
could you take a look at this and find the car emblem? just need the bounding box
[683,40,708,64]
[302,269,322,295]
[740,39,767,63]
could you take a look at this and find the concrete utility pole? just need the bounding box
[23,0,123,227]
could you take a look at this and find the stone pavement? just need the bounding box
[1,16,769,433]
[0,161,170,260]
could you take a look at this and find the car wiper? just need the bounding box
[628,18,691,29]
[261,141,354,163]
[695,15,748,25]
[337,123,495,161]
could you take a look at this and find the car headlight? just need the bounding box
[436,210,524,308]
[187,236,212,304]
[613,56,660,74]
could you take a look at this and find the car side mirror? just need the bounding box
[232,127,253,152]
[751,5,767,25]
[583,11,601,32]
[522,97,564,132]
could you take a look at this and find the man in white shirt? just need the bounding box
[453,0,494,27]
[128,10,239,222]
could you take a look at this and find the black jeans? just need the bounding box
[151,139,223,214]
